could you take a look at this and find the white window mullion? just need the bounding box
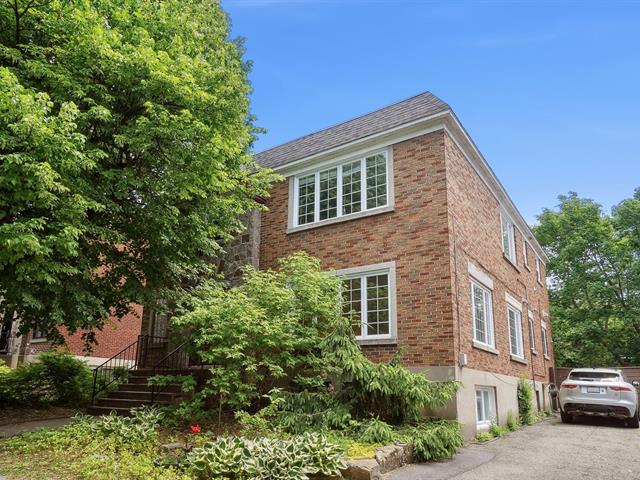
[314,172,320,223]
[337,164,343,218]
[360,157,366,212]
[360,275,367,337]
[293,176,300,227]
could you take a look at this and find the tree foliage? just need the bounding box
[0,0,275,342]
[534,190,640,366]
[173,252,459,425]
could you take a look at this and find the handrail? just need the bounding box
[150,340,191,404]
[91,334,168,403]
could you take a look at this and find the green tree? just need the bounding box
[534,190,640,366]
[0,0,275,343]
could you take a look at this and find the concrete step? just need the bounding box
[115,382,183,393]
[108,390,185,402]
[86,405,133,417]
[94,398,171,409]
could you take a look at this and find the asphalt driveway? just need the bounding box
[389,416,640,480]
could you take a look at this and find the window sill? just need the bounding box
[357,337,397,347]
[544,354,551,361]
[531,349,539,356]
[30,338,48,344]
[503,254,521,273]
[524,264,531,272]
[537,280,545,288]
[288,205,394,234]
[473,340,499,355]
[510,354,527,365]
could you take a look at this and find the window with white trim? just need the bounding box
[528,313,536,352]
[541,325,549,357]
[476,386,497,425]
[471,280,494,347]
[535,257,542,283]
[32,325,46,341]
[294,150,389,227]
[341,269,392,340]
[501,213,516,263]
[523,240,530,268]
[507,303,524,359]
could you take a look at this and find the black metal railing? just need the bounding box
[150,341,191,404]
[91,334,167,403]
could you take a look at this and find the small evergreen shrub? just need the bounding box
[517,376,535,425]
[359,418,396,444]
[407,421,464,462]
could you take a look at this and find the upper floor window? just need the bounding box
[339,262,395,341]
[541,324,549,357]
[471,280,494,347]
[523,240,530,268]
[501,213,516,263]
[535,257,543,283]
[507,302,524,359]
[528,311,536,352]
[294,151,389,227]
[32,324,47,341]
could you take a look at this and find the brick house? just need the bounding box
[0,307,142,368]
[253,92,554,438]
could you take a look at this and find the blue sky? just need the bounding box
[223,0,640,224]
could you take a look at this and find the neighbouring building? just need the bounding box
[0,307,142,368]
[253,92,555,439]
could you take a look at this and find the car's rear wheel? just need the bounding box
[627,409,639,428]
[560,410,573,424]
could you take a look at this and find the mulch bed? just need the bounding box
[0,406,80,426]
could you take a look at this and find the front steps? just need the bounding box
[87,369,189,416]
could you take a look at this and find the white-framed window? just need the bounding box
[528,311,536,352]
[541,325,549,357]
[501,212,517,263]
[535,257,542,283]
[339,263,395,341]
[523,240,530,268]
[471,280,494,347]
[294,150,389,227]
[507,303,524,359]
[476,386,497,425]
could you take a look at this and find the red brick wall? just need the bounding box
[25,305,143,359]
[444,132,554,382]
[260,130,457,366]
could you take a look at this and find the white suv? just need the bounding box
[559,368,639,428]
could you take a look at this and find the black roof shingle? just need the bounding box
[254,92,450,169]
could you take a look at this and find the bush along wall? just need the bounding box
[167,252,463,463]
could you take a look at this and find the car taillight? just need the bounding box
[609,386,633,392]
[561,384,577,389]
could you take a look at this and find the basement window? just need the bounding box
[476,386,497,425]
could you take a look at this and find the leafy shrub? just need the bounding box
[266,389,353,434]
[87,406,164,448]
[186,433,346,480]
[475,431,494,443]
[359,418,396,444]
[506,410,520,431]
[174,253,460,426]
[489,422,508,438]
[404,421,464,462]
[517,376,535,425]
[0,359,11,375]
[0,351,92,405]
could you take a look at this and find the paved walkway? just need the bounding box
[388,416,640,479]
[0,417,73,439]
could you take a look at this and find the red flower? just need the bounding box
[190,424,201,434]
